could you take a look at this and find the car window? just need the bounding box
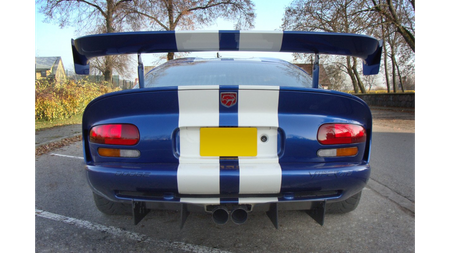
[144,59,312,88]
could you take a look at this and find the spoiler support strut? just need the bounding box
[312,54,320,89]
[137,54,145,88]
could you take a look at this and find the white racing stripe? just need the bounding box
[239,31,283,51]
[177,87,220,194]
[177,162,220,194]
[176,30,219,51]
[179,198,220,205]
[238,87,282,195]
[238,160,282,194]
[177,85,282,197]
[35,209,229,253]
[238,87,279,127]
[238,197,279,204]
[178,87,219,127]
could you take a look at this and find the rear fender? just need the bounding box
[82,88,179,164]
[278,88,372,164]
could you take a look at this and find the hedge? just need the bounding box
[35,78,121,121]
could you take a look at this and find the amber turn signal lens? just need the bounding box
[317,147,358,157]
[336,147,358,157]
[98,148,140,158]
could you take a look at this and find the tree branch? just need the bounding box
[171,0,235,27]
[186,0,232,12]
[134,10,169,30]
[75,0,107,19]
[113,0,132,12]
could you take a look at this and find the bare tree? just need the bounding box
[131,0,256,60]
[380,18,391,92]
[369,1,414,93]
[283,0,415,93]
[38,0,137,82]
[325,64,349,91]
[282,0,376,93]
[366,0,415,52]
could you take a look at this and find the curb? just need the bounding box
[35,134,82,157]
[35,133,82,149]
[367,179,414,216]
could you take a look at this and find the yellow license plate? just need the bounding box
[200,128,257,157]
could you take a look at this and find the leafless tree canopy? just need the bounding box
[131,0,255,59]
[132,0,255,31]
[38,0,255,78]
[38,0,136,33]
[282,0,415,93]
[38,0,139,82]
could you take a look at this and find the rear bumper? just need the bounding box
[86,162,370,209]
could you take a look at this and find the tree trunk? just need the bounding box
[167,52,174,61]
[381,21,391,93]
[395,60,405,92]
[347,57,359,93]
[104,56,113,83]
[352,57,366,93]
[166,0,175,61]
[103,0,115,83]
[391,59,396,93]
[390,42,397,93]
[387,0,415,52]
[396,25,415,52]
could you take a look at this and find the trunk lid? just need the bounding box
[83,86,371,165]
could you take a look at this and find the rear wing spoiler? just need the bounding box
[72,30,382,87]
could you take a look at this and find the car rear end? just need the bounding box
[82,59,372,226]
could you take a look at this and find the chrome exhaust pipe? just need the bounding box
[231,207,248,225]
[212,207,229,225]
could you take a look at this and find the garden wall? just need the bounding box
[353,93,415,108]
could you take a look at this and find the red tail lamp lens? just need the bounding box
[90,124,139,145]
[318,124,366,145]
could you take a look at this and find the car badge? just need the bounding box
[220,92,237,107]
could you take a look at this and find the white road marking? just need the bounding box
[35,209,231,253]
[50,153,84,160]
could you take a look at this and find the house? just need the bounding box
[294,63,331,89]
[35,57,67,83]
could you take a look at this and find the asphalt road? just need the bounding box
[34,108,415,252]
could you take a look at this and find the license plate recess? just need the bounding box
[200,128,257,157]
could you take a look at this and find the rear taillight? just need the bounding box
[90,124,139,145]
[317,124,366,145]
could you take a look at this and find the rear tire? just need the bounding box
[93,192,132,215]
[326,191,362,214]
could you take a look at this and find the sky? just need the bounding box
[35,0,296,75]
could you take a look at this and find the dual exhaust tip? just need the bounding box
[212,206,248,225]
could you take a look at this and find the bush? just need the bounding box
[35,78,121,121]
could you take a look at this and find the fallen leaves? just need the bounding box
[35,135,82,157]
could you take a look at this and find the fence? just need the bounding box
[72,75,135,90]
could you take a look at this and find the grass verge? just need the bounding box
[35,113,83,131]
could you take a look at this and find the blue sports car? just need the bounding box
[73,31,382,228]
